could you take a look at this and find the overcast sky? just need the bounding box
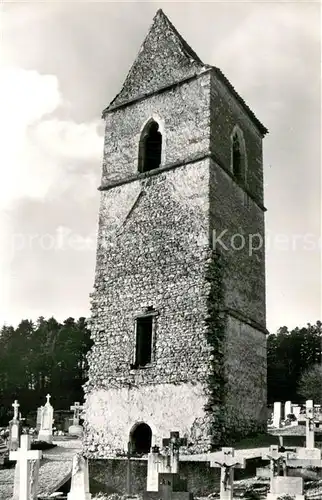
[0,1,321,333]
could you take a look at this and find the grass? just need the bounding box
[31,441,57,450]
[233,433,280,449]
[231,431,321,449]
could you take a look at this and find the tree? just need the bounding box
[298,364,322,404]
[0,316,93,425]
[267,321,322,403]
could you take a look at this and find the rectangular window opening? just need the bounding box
[134,316,153,368]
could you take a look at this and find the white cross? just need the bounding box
[70,402,84,423]
[70,402,83,413]
[305,400,315,448]
[210,447,246,500]
[261,445,287,486]
[45,394,51,405]
[12,400,20,420]
[10,434,42,500]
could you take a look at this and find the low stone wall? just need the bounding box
[88,457,263,496]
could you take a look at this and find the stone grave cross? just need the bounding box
[70,402,84,425]
[10,434,42,500]
[261,446,288,486]
[210,447,246,500]
[9,399,22,451]
[262,446,306,500]
[12,400,20,420]
[38,393,54,443]
[162,431,187,473]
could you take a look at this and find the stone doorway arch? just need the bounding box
[130,422,152,455]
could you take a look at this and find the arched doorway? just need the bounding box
[130,422,152,455]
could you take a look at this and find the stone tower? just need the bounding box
[83,9,268,458]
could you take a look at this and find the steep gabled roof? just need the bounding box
[104,9,268,136]
[104,9,207,111]
[212,67,268,136]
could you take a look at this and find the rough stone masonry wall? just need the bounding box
[83,74,217,457]
[84,65,268,455]
[224,316,267,439]
[210,73,264,205]
[209,71,267,437]
[83,161,213,457]
[101,73,211,185]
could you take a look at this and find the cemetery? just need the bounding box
[0,6,321,500]
[0,396,321,499]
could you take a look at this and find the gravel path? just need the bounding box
[0,440,81,500]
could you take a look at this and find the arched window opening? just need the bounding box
[232,133,243,181]
[130,422,152,455]
[138,120,162,173]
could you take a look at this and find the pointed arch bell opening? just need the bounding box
[232,133,242,180]
[230,125,247,184]
[138,119,163,173]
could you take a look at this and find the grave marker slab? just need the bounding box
[143,472,193,500]
[285,446,322,468]
[305,399,315,448]
[292,405,301,420]
[284,400,292,419]
[36,407,42,432]
[147,446,165,492]
[273,402,281,428]
[67,453,91,500]
[267,476,304,500]
[294,447,321,460]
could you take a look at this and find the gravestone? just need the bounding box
[162,431,187,474]
[267,476,304,500]
[147,446,164,491]
[143,472,193,500]
[314,404,322,418]
[36,407,42,432]
[68,402,84,437]
[284,400,292,419]
[210,447,246,500]
[67,452,91,500]
[286,447,322,468]
[38,394,54,443]
[10,434,42,500]
[9,400,21,451]
[273,402,281,428]
[305,399,315,448]
[147,433,187,492]
[147,444,181,492]
[292,405,301,420]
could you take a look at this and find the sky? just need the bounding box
[0,1,321,333]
